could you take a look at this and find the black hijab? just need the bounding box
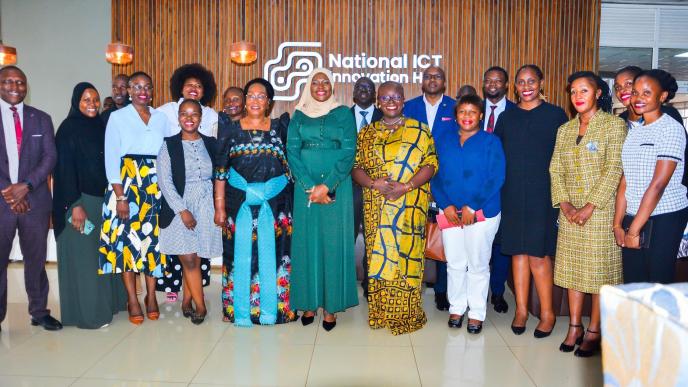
[52,82,108,237]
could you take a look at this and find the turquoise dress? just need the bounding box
[286,105,359,313]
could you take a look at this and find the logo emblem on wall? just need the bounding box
[264,41,323,101]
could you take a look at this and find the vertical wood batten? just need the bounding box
[111,0,600,116]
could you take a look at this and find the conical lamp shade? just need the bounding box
[106,43,133,65]
[0,44,17,65]
[230,41,257,64]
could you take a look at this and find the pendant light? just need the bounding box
[105,42,133,65]
[0,2,17,65]
[230,0,257,64]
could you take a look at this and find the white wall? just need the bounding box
[1,0,111,126]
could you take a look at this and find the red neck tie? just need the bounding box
[486,105,497,133]
[9,106,22,155]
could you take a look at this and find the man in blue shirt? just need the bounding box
[481,66,516,313]
[404,66,456,311]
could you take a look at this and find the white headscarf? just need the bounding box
[294,68,341,118]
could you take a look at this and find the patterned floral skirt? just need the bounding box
[221,211,297,324]
[98,155,166,277]
[368,270,427,335]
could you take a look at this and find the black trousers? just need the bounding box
[623,207,688,284]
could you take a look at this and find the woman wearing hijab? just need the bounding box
[53,82,127,329]
[287,69,358,331]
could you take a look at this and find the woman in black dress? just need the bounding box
[494,65,568,338]
[53,82,127,328]
[213,78,296,326]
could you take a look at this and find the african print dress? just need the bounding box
[355,118,438,335]
[98,155,166,277]
[214,115,296,326]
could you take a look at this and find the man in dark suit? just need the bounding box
[481,66,516,313]
[351,77,382,299]
[0,66,60,331]
[403,65,456,311]
[101,73,129,124]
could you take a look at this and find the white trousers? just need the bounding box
[441,213,500,321]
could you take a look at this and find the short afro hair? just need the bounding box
[635,69,678,102]
[454,94,484,116]
[169,63,217,106]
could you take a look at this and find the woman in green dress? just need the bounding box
[287,68,359,331]
[53,82,127,329]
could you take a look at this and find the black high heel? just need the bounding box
[574,329,601,357]
[534,319,556,339]
[559,324,585,352]
[322,313,336,331]
[301,312,315,326]
[511,313,527,335]
[191,311,206,325]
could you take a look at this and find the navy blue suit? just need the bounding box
[481,98,516,297]
[403,95,456,295]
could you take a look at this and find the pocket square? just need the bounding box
[441,117,452,121]
[31,134,43,137]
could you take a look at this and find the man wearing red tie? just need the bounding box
[0,66,60,331]
[481,66,516,314]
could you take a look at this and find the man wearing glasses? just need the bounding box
[403,66,455,311]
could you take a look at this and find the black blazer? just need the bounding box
[350,105,383,127]
[159,132,217,228]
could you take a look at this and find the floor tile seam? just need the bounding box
[506,345,539,387]
[304,317,321,387]
[409,340,424,387]
[187,329,227,385]
[75,334,135,380]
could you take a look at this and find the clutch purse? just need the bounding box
[436,210,486,230]
[622,215,653,249]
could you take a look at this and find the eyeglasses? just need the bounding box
[354,84,374,92]
[422,74,444,81]
[130,84,153,92]
[378,95,403,103]
[246,93,268,101]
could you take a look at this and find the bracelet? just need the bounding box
[626,233,639,238]
[408,180,415,190]
[405,182,412,192]
[612,225,622,230]
[369,180,375,189]
[115,195,127,202]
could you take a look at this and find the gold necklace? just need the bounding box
[379,116,404,135]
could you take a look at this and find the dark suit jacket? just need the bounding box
[159,132,217,228]
[350,105,383,128]
[0,104,56,215]
[403,95,456,134]
[481,98,517,131]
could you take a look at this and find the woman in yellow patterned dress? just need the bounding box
[352,82,437,335]
[550,71,626,357]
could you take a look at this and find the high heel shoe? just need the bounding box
[448,314,464,328]
[182,306,194,318]
[127,303,144,326]
[146,301,160,320]
[322,313,336,331]
[534,319,556,339]
[467,320,483,334]
[301,312,315,326]
[191,312,206,325]
[511,324,526,335]
[574,329,601,357]
[559,324,585,352]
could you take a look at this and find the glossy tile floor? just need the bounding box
[0,263,602,386]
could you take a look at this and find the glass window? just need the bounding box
[599,47,653,78]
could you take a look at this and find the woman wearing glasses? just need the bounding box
[287,69,359,331]
[99,71,170,325]
[214,78,296,326]
[352,81,438,335]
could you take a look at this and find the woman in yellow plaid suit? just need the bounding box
[550,71,626,357]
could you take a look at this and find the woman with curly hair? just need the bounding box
[156,63,218,306]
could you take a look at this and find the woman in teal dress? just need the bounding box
[287,68,359,331]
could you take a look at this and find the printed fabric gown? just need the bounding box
[214,114,296,325]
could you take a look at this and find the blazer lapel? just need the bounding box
[0,114,8,179]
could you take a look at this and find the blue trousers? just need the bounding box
[434,261,447,293]
[489,243,510,296]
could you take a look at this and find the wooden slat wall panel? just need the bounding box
[112,0,600,116]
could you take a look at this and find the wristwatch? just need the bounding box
[23,180,33,192]
[115,195,127,202]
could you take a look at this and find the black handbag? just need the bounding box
[622,215,654,249]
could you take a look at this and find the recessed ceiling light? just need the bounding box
[675,51,688,58]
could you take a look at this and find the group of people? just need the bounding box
[0,61,686,359]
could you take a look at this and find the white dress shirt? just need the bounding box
[0,99,23,183]
[157,98,219,138]
[423,94,442,132]
[104,104,170,184]
[482,96,507,132]
[354,104,375,132]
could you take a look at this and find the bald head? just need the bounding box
[421,66,446,97]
